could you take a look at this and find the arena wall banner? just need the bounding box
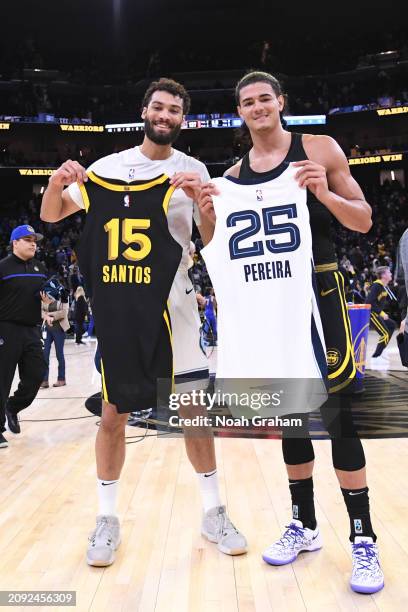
[348,152,405,165]
[0,168,57,176]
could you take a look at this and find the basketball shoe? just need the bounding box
[262,519,322,565]
[350,537,384,593]
[86,515,121,566]
[201,505,247,555]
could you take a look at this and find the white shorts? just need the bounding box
[168,267,209,388]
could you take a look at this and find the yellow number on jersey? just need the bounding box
[122,219,151,261]
[104,218,152,261]
[104,218,120,260]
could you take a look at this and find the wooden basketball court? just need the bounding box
[1,332,407,611]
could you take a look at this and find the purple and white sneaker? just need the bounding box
[350,537,384,594]
[262,519,322,566]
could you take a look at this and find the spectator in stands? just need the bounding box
[73,286,88,345]
[40,279,69,388]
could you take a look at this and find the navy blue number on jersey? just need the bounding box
[227,204,300,260]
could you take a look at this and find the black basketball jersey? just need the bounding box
[239,133,335,265]
[75,171,182,412]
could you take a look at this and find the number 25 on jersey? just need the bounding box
[227,204,300,260]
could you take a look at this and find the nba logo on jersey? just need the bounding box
[128,168,135,180]
[292,505,299,519]
[354,519,363,534]
[124,195,130,207]
[256,189,263,201]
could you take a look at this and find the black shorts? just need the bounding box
[315,264,356,393]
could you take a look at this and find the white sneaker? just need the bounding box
[262,519,322,565]
[201,505,247,555]
[350,537,384,593]
[86,515,121,567]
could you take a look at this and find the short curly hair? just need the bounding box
[142,78,191,115]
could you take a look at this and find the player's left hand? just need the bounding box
[170,172,202,200]
[293,160,331,203]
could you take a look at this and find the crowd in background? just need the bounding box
[1,66,407,124]
[0,180,407,331]
[2,28,407,82]
[1,28,407,325]
[1,29,408,123]
[2,138,408,171]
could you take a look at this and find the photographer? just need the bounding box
[40,278,69,388]
[0,225,47,447]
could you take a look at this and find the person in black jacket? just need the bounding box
[73,286,88,345]
[365,266,397,357]
[0,225,48,447]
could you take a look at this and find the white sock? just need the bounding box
[97,478,119,516]
[197,470,222,513]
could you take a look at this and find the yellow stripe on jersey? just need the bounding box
[328,271,356,382]
[87,171,168,191]
[162,185,176,215]
[163,305,175,392]
[78,182,91,212]
[315,262,338,273]
[100,359,109,403]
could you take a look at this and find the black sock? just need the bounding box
[289,477,316,530]
[341,487,377,542]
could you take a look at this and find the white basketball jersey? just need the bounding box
[201,163,326,380]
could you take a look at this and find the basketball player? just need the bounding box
[365,266,397,357]
[41,78,247,567]
[198,71,384,593]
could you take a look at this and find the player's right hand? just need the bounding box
[49,160,88,188]
[197,183,219,225]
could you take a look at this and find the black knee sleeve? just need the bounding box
[331,437,366,471]
[281,413,314,465]
[282,437,315,465]
[319,395,366,470]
